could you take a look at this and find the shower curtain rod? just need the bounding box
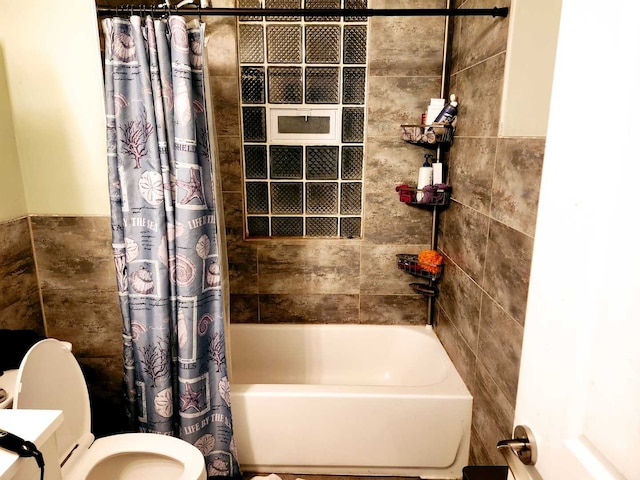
[95,6,509,18]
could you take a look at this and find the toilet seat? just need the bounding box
[14,339,206,480]
[64,433,207,480]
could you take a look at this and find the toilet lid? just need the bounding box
[14,339,93,464]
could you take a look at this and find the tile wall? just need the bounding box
[434,0,546,466]
[222,0,448,324]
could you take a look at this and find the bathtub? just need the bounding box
[229,324,472,479]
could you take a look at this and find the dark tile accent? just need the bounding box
[42,289,122,358]
[364,137,433,245]
[440,201,489,284]
[469,426,495,466]
[434,306,476,394]
[259,294,359,323]
[472,362,514,466]
[257,243,361,294]
[360,295,427,325]
[453,53,505,137]
[477,294,523,406]
[367,76,442,137]
[453,0,510,73]
[31,216,116,292]
[230,294,259,323]
[79,355,126,436]
[360,244,430,295]
[223,192,245,240]
[483,220,533,325]
[437,253,482,349]
[217,136,243,193]
[227,241,258,294]
[0,219,43,333]
[492,138,545,236]
[369,0,445,77]
[211,76,240,137]
[204,16,238,77]
[448,137,496,215]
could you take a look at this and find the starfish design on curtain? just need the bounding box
[179,382,202,412]
[176,168,206,205]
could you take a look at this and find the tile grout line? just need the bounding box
[27,215,48,338]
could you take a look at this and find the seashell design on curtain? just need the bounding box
[102,15,240,476]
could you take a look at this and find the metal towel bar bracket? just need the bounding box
[497,425,537,480]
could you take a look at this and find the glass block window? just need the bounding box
[239,0,368,238]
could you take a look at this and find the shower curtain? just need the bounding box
[102,15,240,476]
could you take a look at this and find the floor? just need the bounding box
[242,474,445,480]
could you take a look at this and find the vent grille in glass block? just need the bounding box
[304,0,340,21]
[306,217,338,237]
[244,145,268,179]
[305,26,341,64]
[266,0,301,21]
[247,216,270,236]
[246,182,269,214]
[239,25,264,63]
[267,25,302,63]
[306,182,338,214]
[241,67,265,104]
[342,67,366,104]
[268,67,303,104]
[340,182,362,214]
[270,146,303,179]
[272,217,304,237]
[242,107,267,142]
[343,26,367,64]
[342,107,364,143]
[271,183,303,214]
[305,67,339,104]
[340,217,361,238]
[306,146,339,179]
[239,0,262,21]
[341,146,363,179]
[344,0,367,21]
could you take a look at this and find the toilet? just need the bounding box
[13,339,206,480]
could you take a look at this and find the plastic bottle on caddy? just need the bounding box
[416,154,434,202]
[432,94,458,125]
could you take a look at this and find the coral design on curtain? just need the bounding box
[102,15,240,476]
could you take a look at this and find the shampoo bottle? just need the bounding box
[432,94,458,125]
[416,154,434,202]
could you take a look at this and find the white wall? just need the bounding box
[0,0,109,216]
[0,43,27,222]
[500,0,562,137]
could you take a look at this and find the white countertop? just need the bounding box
[0,410,63,480]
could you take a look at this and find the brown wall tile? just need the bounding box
[452,53,505,137]
[434,306,476,393]
[440,201,489,284]
[360,294,427,325]
[492,138,545,236]
[477,294,523,406]
[483,220,533,325]
[0,218,44,333]
[257,243,361,295]
[211,76,240,137]
[204,16,238,77]
[217,136,243,193]
[369,0,446,77]
[451,0,510,74]
[438,254,482,349]
[230,294,259,323]
[31,216,116,292]
[228,241,258,294]
[447,137,496,214]
[360,244,430,295]
[42,289,122,358]
[259,294,360,323]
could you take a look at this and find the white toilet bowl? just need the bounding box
[13,339,206,480]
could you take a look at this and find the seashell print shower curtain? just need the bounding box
[102,15,240,476]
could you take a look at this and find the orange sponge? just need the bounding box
[418,250,443,274]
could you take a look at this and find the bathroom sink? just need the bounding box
[0,370,18,409]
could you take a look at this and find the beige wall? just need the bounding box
[0,46,27,222]
[0,0,109,216]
